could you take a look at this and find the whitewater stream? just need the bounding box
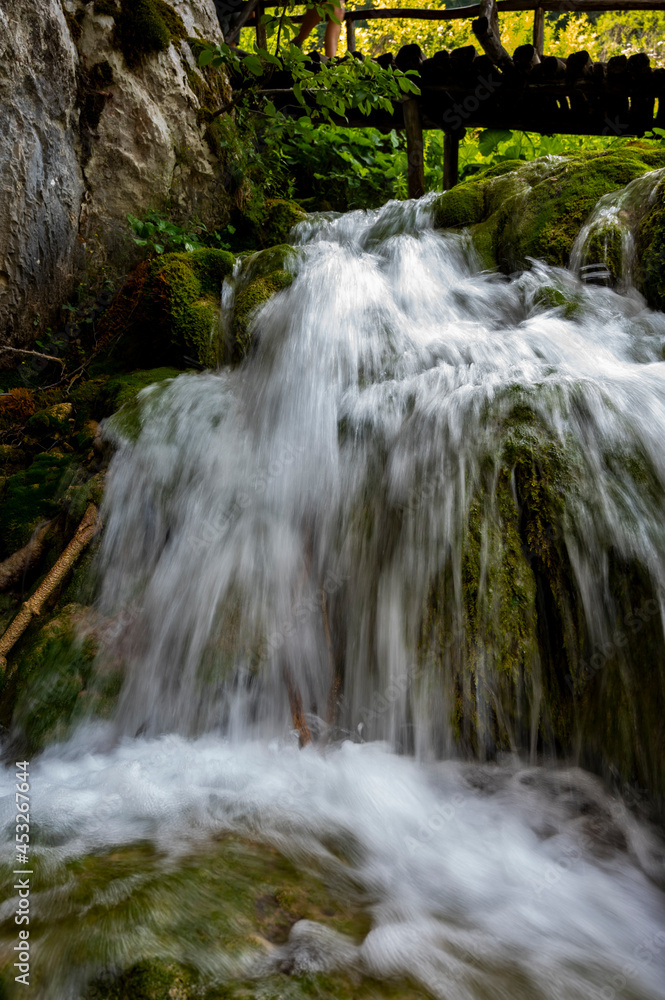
[2,191,665,998]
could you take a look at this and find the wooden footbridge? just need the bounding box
[238,0,665,197]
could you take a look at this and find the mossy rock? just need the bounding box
[231,245,297,358]
[98,250,235,370]
[635,176,665,311]
[102,369,183,443]
[230,199,307,252]
[4,604,108,756]
[0,453,74,557]
[261,199,307,247]
[420,399,586,757]
[432,149,665,276]
[431,180,486,230]
[86,961,195,1000]
[113,0,187,69]
[3,837,376,999]
[24,402,74,445]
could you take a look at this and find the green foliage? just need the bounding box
[279,122,406,210]
[127,210,235,256]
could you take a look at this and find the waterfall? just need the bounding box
[2,192,665,1000]
[95,194,665,757]
[570,167,665,289]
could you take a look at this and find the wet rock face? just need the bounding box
[0,0,85,351]
[0,0,225,352]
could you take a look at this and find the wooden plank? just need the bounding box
[262,1,665,18]
[533,6,545,55]
[346,15,356,52]
[256,1,267,50]
[403,99,425,199]
[443,132,460,191]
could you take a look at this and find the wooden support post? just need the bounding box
[533,6,545,57]
[256,0,267,50]
[403,99,425,199]
[346,15,356,53]
[443,132,460,191]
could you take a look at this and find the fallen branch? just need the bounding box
[0,521,53,592]
[0,504,100,672]
[0,346,66,366]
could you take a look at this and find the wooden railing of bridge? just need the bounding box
[244,1,665,196]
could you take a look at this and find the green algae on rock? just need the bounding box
[635,175,665,312]
[2,604,103,756]
[99,250,235,369]
[0,454,74,557]
[0,838,375,1000]
[113,0,187,69]
[231,245,298,359]
[432,148,665,281]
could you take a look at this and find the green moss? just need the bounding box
[433,149,665,273]
[261,199,307,247]
[0,837,377,1000]
[115,0,186,69]
[582,223,624,281]
[104,369,183,442]
[431,181,487,230]
[636,178,665,311]
[420,398,588,757]
[7,605,100,756]
[532,283,582,318]
[93,0,119,16]
[231,245,297,358]
[87,961,194,1000]
[149,255,223,367]
[0,454,73,557]
[98,250,235,370]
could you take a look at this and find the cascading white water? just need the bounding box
[95,193,665,751]
[3,191,665,1000]
[570,168,665,288]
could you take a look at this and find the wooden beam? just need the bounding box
[403,99,425,199]
[533,6,545,56]
[346,15,356,52]
[256,1,267,49]
[472,0,513,69]
[262,1,665,19]
[226,0,262,45]
[443,132,460,191]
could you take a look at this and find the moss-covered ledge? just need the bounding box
[97,249,235,369]
[431,147,665,297]
[231,245,299,359]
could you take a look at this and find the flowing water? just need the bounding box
[3,193,665,998]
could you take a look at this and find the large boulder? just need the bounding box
[0,0,228,356]
[432,147,665,305]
